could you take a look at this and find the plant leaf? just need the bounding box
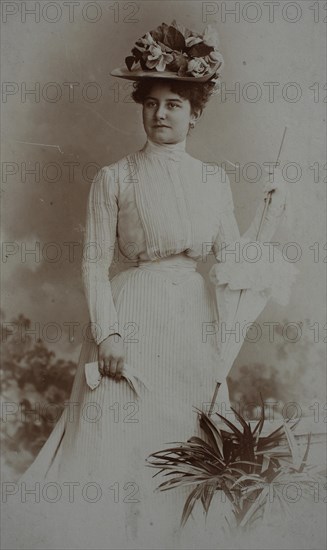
[230,406,252,434]
[253,394,265,439]
[198,411,224,459]
[180,484,203,526]
[239,486,268,528]
[214,412,243,437]
[283,420,302,469]
[297,433,312,473]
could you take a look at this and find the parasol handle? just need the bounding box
[256,126,287,241]
[208,126,288,416]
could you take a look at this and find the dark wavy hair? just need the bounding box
[131,78,216,115]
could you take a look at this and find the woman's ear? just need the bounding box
[191,109,202,125]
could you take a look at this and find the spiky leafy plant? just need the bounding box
[146,395,325,529]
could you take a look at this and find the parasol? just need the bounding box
[208,126,294,414]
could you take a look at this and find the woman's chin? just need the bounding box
[152,128,171,137]
[147,130,182,145]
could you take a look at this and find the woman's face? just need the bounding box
[142,82,198,144]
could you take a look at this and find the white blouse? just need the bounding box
[82,137,285,345]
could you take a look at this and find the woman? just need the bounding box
[9,21,289,550]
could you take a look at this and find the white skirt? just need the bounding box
[3,254,233,550]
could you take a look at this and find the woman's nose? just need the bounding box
[155,104,167,119]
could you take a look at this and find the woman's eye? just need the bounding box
[168,103,179,109]
[145,101,156,108]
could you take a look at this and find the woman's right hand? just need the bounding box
[98,334,125,380]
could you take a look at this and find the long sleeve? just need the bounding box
[82,167,121,345]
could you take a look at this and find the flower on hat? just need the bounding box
[187,57,210,77]
[145,43,174,71]
[166,51,189,76]
[124,20,224,94]
[207,50,224,66]
[137,31,156,49]
[203,50,224,86]
[185,35,203,48]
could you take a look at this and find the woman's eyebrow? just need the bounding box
[145,96,183,103]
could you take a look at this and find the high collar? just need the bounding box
[141,137,187,162]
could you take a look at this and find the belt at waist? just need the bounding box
[137,253,197,273]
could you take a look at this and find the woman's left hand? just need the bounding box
[262,165,289,214]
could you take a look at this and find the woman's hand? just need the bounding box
[98,334,125,380]
[262,165,289,215]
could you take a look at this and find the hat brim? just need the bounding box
[110,65,219,83]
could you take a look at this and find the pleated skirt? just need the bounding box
[3,254,234,550]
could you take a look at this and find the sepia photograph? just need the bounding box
[1,1,326,549]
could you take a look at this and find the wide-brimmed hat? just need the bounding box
[110,20,224,94]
